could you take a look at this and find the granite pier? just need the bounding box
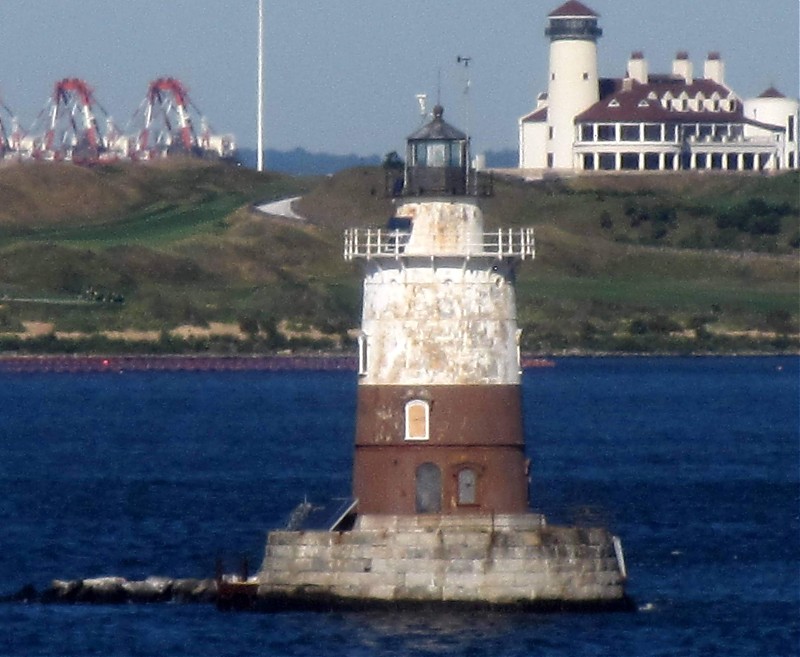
[253,514,629,611]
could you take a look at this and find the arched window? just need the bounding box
[405,400,429,441]
[457,468,477,505]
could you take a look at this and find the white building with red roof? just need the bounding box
[519,1,799,174]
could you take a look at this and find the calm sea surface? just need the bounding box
[0,357,797,657]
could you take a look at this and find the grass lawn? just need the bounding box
[0,163,796,354]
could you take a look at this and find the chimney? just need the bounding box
[627,51,648,85]
[672,51,693,84]
[704,52,724,85]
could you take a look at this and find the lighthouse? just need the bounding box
[347,105,533,517]
[253,106,629,611]
[545,0,602,170]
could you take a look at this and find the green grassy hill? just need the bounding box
[0,160,797,354]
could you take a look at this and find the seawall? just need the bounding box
[255,514,631,611]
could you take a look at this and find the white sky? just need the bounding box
[0,1,797,157]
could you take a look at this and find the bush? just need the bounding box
[650,223,669,241]
[238,315,260,337]
[715,197,791,236]
[382,151,404,170]
[749,215,781,236]
[629,314,682,336]
[765,309,794,336]
[0,308,22,331]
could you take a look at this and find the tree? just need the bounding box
[382,151,404,170]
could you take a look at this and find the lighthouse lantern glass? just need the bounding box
[413,141,463,168]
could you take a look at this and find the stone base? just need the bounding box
[255,514,631,611]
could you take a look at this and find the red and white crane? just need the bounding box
[0,93,23,159]
[131,77,199,158]
[127,77,234,160]
[5,76,234,164]
[29,78,114,161]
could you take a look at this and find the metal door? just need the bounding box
[457,468,477,505]
[415,462,442,513]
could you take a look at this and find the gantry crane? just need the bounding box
[29,78,113,161]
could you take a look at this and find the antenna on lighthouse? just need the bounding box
[456,56,471,135]
[256,0,265,172]
[457,55,472,179]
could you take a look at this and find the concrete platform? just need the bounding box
[255,513,631,611]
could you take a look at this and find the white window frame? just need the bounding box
[357,333,368,376]
[404,400,430,441]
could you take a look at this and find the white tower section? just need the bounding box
[545,1,602,170]
[346,199,533,387]
[744,88,800,170]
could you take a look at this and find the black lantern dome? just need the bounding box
[404,105,469,196]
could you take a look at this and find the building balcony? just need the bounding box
[344,227,535,261]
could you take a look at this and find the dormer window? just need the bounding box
[638,99,650,108]
[608,99,620,108]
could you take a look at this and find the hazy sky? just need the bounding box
[0,1,797,158]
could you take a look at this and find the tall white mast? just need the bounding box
[257,0,265,172]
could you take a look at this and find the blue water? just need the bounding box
[0,357,797,656]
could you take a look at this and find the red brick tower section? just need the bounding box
[343,106,535,516]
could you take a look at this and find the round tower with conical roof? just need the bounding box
[744,87,800,170]
[545,0,602,170]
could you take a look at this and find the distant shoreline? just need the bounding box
[0,352,794,373]
[0,354,556,373]
[0,354,357,373]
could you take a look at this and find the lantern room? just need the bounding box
[404,104,469,196]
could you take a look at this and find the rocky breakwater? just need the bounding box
[6,576,219,605]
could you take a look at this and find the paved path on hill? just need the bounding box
[254,196,306,222]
